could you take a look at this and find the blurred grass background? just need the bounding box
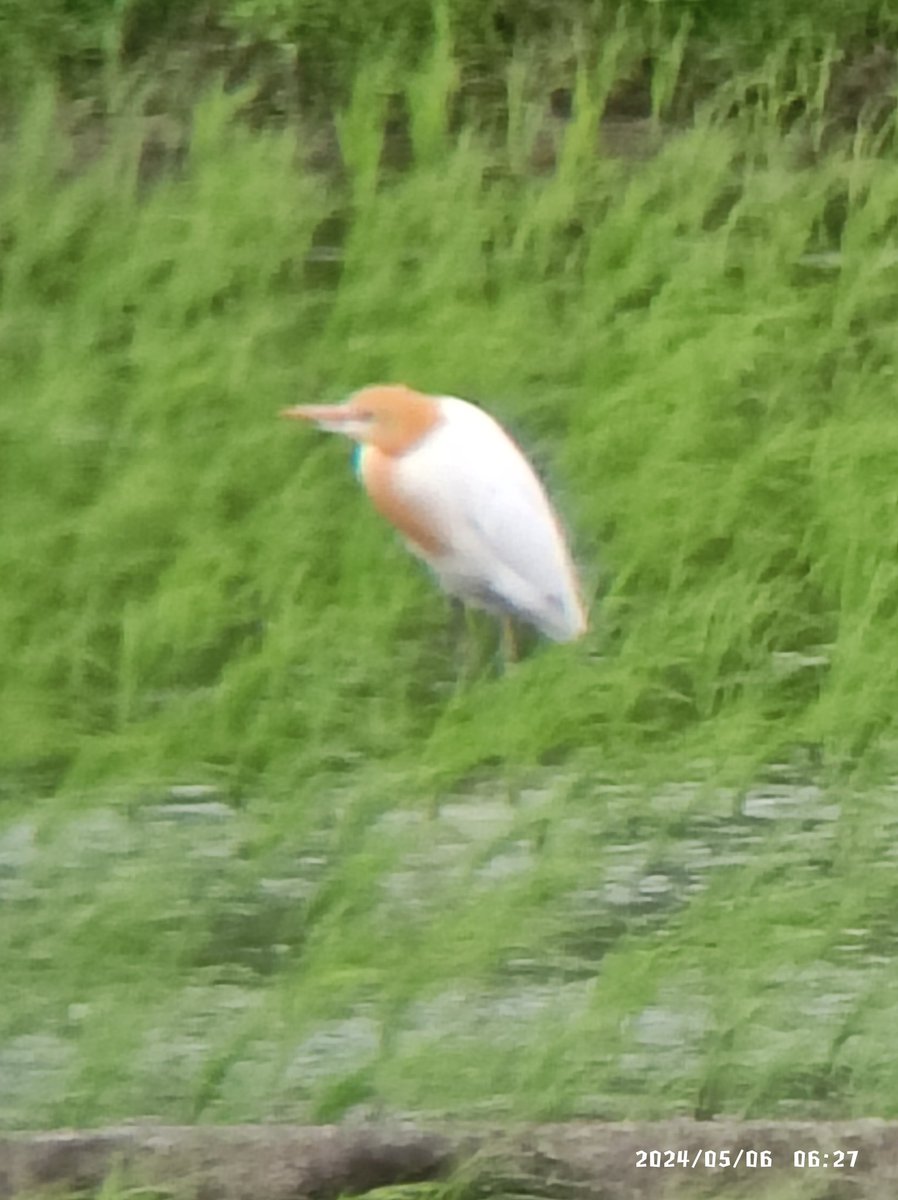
[3,0,898,1138]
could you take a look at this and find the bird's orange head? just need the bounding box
[282,385,442,456]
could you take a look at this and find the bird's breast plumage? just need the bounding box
[360,443,448,556]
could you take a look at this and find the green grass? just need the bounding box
[5,45,898,787]
[4,22,898,1140]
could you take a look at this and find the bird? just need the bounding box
[281,384,587,654]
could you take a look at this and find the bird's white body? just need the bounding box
[360,397,585,641]
[282,384,587,644]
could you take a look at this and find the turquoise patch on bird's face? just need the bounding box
[351,443,364,480]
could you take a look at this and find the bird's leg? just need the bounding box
[448,598,479,686]
[451,603,519,680]
[497,616,522,806]
[449,596,466,650]
[498,615,519,672]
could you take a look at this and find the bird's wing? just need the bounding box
[390,397,586,640]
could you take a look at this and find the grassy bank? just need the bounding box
[3,21,898,1133]
[4,38,898,789]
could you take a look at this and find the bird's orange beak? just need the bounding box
[281,404,349,423]
[281,402,375,440]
